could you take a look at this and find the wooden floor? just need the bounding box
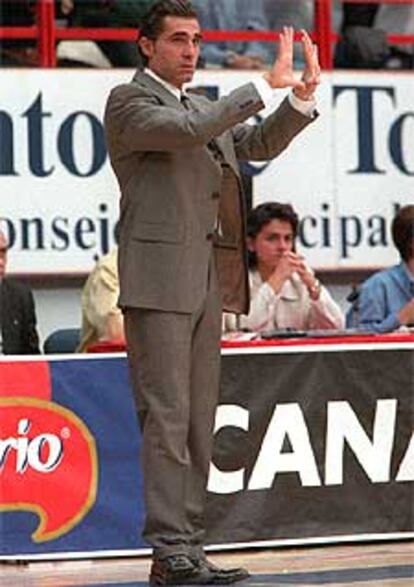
[1,541,413,586]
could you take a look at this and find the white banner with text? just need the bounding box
[1,70,412,275]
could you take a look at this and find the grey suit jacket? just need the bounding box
[104,70,314,314]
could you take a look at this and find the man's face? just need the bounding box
[139,16,201,89]
[0,234,8,278]
[248,219,295,271]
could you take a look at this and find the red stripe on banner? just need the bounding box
[221,332,414,349]
[0,361,52,400]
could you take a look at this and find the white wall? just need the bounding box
[33,286,83,349]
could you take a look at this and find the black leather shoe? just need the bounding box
[149,554,199,585]
[192,556,250,584]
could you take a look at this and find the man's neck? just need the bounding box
[144,68,182,98]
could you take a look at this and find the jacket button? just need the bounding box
[206,232,214,241]
[212,192,220,200]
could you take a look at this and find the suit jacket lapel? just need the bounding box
[132,70,182,110]
[131,70,240,176]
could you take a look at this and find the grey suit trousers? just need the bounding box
[124,258,222,559]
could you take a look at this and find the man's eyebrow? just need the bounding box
[170,31,202,41]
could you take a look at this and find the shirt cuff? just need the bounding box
[252,77,274,108]
[361,313,400,333]
[379,313,401,333]
[254,77,317,117]
[288,91,317,118]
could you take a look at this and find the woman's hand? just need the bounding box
[295,259,321,300]
[267,251,304,294]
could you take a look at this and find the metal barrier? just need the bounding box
[0,0,413,68]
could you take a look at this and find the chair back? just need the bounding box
[345,285,361,328]
[43,328,81,354]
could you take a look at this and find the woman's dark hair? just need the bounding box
[392,205,414,262]
[138,0,198,66]
[247,202,299,268]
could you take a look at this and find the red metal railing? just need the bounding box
[0,0,413,69]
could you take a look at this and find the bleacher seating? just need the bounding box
[0,0,412,69]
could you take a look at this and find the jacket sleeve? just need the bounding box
[104,82,264,153]
[22,287,40,354]
[307,287,345,330]
[358,279,400,333]
[231,97,315,162]
[239,282,278,332]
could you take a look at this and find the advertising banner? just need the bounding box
[1,70,413,275]
[0,346,413,559]
[0,356,146,557]
[206,345,414,545]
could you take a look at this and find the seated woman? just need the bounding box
[77,248,125,352]
[223,202,344,333]
[356,205,414,333]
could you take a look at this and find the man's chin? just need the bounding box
[180,69,195,81]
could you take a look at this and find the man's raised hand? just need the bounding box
[264,26,297,89]
[293,29,321,101]
[264,27,320,100]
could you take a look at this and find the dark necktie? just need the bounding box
[180,93,191,110]
[180,94,224,162]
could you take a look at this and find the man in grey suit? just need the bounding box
[104,1,320,584]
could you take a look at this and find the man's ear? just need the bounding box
[247,236,255,253]
[139,36,154,59]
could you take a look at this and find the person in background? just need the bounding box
[223,202,344,333]
[264,0,314,68]
[333,1,388,69]
[334,0,414,70]
[194,0,272,68]
[375,2,414,69]
[0,230,40,354]
[58,0,155,67]
[0,1,38,66]
[356,205,414,333]
[337,0,379,30]
[104,0,320,583]
[77,248,125,352]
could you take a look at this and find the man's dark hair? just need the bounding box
[138,0,198,66]
[247,202,299,268]
[392,205,414,262]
